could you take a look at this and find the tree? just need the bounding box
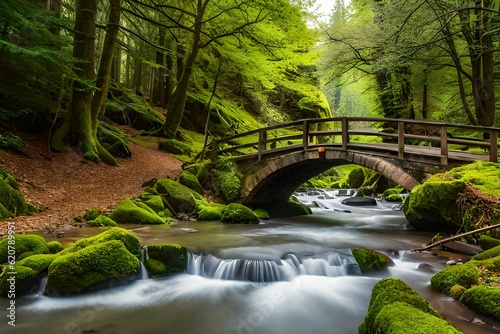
[51,0,121,165]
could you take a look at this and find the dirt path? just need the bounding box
[0,135,183,234]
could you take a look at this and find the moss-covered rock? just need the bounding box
[0,253,59,296]
[0,234,50,263]
[46,240,140,296]
[178,170,205,195]
[139,194,166,213]
[370,302,462,334]
[403,180,466,231]
[460,286,500,321]
[84,208,102,221]
[449,284,467,300]
[347,168,365,189]
[97,121,131,158]
[351,248,394,273]
[109,198,166,224]
[61,227,141,257]
[152,178,204,215]
[0,168,38,219]
[430,264,480,294]
[253,208,270,220]
[47,241,64,254]
[159,139,194,156]
[88,215,118,227]
[479,235,500,251]
[144,243,187,278]
[262,197,312,218]
[221,203,259,224]
[360,278,445,334]
[385,193,403,202]
[184,163,210,187]
[471,245,500,261]
[219,172,241,202]
[197,202,226,221]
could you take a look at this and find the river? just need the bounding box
[2,191,500,334]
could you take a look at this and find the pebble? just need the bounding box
[472,318,486,325]
[446,260,456,266]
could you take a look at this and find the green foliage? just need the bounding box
[461,286,500,321]
[430,264,480,294]
[0,0,74,124]
[46,240,140,296]
[0,130,23,150]
[351,248,393,273]
[221,203,259,224]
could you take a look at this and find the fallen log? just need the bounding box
[411,223,500,252]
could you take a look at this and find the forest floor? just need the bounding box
[0,132,183,235]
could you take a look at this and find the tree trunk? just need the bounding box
[165,37,178,104]
[134,56,142,95]
[51,0,99,161]
[90,0,122,165]
[153,28,166,106]
[163,0,208,138]
[111,45,121,83]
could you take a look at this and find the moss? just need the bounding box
[430,264,480,294]
[197,203,227,221]
[219,172,241,202]
[385,193,403,201]
[46,240,140,296]
[403,180,466,231]
[109,198,166,224]
[144,258,167,278]
[449,284,467,300]
[179,171,204,195]
[184,163,210,186]
[253,208,270,220]
[0,171,38,219]
[443,161,500,197]
[0,234,50,263]
[347,168,365,188]
[88,215,118,227]
[370,302,462,334]
[18,253,59,272]
[221,203,259,224]
[159,139,194,156]
[479,235,500,251]
[61,227,141,257]
[97,121,131,158]
[360,278,442,333]
[47,241,64,254]
[84,208,102,221]
[145,243,187,277]
[152,178,204,215]
[139,194,165,213]
[472,245,500,261]
[0,264,38,296]
[351,248,393,273]
[461,286,500,321]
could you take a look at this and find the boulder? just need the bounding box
[221,203,259,224]
[144,243,187,278]
[351,248,394,273]
[109,198,166,224]
[0,234,50,263]
[152,178,204,215]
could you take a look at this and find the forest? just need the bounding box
[1,0,499,164]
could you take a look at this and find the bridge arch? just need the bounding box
[241,148,420,208]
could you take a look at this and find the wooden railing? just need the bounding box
[210,117,500,166]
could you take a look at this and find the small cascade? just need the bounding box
[139,246,150,280]
[37,276,48,295]
[186,249,361,282]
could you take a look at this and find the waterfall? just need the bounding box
[139,246,149,280]
[186,249,361,282]
[37,276,48,295]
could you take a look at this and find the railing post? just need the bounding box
[490,130,498,162]
[210,140,218,163]
[440,124,448,165]
[341,118,348,151]
[397,121,405,160]
[303,120,309,152]
[258,129,267,162]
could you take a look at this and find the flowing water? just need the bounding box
[2,192,500,334]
